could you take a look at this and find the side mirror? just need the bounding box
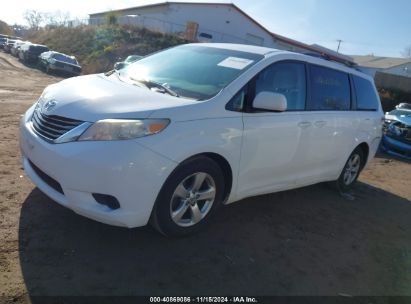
[252,91,287,112]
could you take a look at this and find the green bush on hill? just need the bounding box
[27,24,186,74]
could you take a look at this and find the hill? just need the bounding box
[0,20,13,35]
[27,24,186,74]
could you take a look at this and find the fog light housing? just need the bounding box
[92,193,120,210]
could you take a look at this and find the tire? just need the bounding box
[335,147,364,193]
[150,156,225,237]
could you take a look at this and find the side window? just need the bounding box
[352,75,379,111]
[226,84,249,112]
[308,65,351,110]
[255,62,306,111]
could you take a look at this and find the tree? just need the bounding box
[10,23,28,37]
[23,10,44,31]
[403,45,411,58]
[0,20,12,35]
[44,10,71,28]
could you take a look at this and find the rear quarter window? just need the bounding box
[353,75,379,111]
[308,65,351,111]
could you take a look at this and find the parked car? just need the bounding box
[10,41,27,57]
[3,39,17,53]
[38,51,81,76]
[19,43,383,236]
[114,55,142,70]
[397,103,411,110]
[381,105,411,159]
[0,37,7,49]
[19,43,49,63]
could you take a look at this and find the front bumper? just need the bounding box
[19,106,177,228]
[381,135,411,160]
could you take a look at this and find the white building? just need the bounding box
[352,55,411,78]
[89,1,354,64]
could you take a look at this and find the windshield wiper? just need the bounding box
[130,77,179,97]
[104,69,117,76]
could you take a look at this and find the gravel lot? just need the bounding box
[1,52,411,302]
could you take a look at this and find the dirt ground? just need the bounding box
[1,51,411,302]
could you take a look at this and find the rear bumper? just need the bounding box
[19,106,177,228]
[381,135,411,160]
[49,64,81,75]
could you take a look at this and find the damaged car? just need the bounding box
[382,105,411,159]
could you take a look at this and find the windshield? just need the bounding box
[389,109,411,117]
[52,53,78,65]
[30,46,49,54]
[121,45,263,100]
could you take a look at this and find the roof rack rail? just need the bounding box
[303,52,358,69]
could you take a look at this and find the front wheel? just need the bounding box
[150,156,225,237]
[335,147,364,192]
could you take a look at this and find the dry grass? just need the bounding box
[27,24,187,74]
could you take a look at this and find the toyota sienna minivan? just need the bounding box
[19,43,383,236]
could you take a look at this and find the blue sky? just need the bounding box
[1,0,410,57]
[246,0,411,57]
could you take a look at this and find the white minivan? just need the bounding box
[19,43,383,236]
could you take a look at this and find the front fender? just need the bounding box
[136,117,243,202]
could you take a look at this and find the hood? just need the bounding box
[40,74,194,122]
[386,113,411,126]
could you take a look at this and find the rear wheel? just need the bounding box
[335,147,364,192]
[150,156,225,237]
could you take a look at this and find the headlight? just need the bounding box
[78,119,170,141]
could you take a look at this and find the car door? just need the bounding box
[296,64,354,184]
[236,61,308,198]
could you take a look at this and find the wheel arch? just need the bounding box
[356,142,370,169]
[179,152,233,204]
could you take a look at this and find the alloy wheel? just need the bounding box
[343,153,361,185]
[170,172,216,227]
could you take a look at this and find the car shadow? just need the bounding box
[376,150,411,164]
[19,182,411,298]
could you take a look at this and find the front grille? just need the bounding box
[31,109,84,141]
[28,159,64,194]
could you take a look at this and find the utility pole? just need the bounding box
[337,39,343,53]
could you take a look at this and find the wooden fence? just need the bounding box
[375,71,411,93]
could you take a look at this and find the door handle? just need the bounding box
[314,120,327,127]
[298,121,312,129]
